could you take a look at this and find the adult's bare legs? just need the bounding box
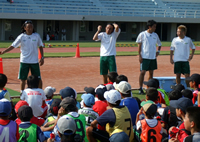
[39,79,43,89]
[139,70,146,89]
[20,80,26,91]
[103,75,108,84]
[148,70,154,80]
[176,73,181,85]
[184,74,190,87]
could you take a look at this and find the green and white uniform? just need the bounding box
[18,123,37,142]
[78,107,99,127]
[67,112,88,142]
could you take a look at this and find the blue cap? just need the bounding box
[81,93,95,107]
[175,97,193,113]
[60,87,76,99]
[0,98,12,116]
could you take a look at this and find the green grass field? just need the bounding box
[1,41,200,58]
[10,88,146,105]
[1,41,200,48]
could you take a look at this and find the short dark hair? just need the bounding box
[109,100,121,107]
[133,97,141,109]
[115,75,128,84]
[106,23,115,33]
[18,106,33,122]
[107,72,118,83]
[168,90,182,100]
[0,74,7,88]
[27,75,39,89]
[21,20,36,33]
[146,20,157,29]
[153,78,159,89]
[186,107,200,131]
[182,89,193,100]
[145,111,155,119]
[65,105,77,112]
[146,87,158,102]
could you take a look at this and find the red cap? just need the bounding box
[15,100,29,113]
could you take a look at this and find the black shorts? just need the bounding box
[92,128,110,142]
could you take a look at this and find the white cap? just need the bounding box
[44,86,56,97]
[115,81,131,94]
[104,90,121,105]
[57,115,76,135]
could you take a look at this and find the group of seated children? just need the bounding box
[0,72,200,142]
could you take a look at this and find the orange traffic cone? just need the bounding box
[38,49,42,59]
[74,43,80,58]
[0,58,3,74]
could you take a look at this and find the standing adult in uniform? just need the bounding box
[93,23,121,84]
[0,20,44,93]
[136,20,162,94]
[170,25,195,87]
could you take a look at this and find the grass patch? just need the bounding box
[11,90,146,105]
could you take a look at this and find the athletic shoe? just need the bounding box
[139,88,145,95]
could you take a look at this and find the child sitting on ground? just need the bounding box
[143,79,166,106]
[183,107,200,141]
[59,86,81,109]
[44,86,56,115]
[186,73,200,105]
[78,93,99,127]
[41,99,61,138]
[135,101,162,142]
[168,97,193,142]
[182,89,193,100]
[161,90,182,131]
[15,100,45,126]
[0,98,19,141]
[86,90,133,142]
[93,85,108,130]
[20,75,47,118]
[18,105,47,142]
[0,74,12,101]
[104,71,118,86]
[153,78,170,106]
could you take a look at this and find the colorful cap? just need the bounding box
[0,98,12,116]
[81,93,95,107]
[104,90,121,105]
[57,115,76,135]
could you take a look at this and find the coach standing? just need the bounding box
[136,20,161,94]
[93,23,121,84]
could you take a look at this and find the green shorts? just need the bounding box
[174,61,190,74]
[140,59,157,71]
[100,55,117,75]
[18,63,41,80]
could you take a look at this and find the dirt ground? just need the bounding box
[3,55,200,93]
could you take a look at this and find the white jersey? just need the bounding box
[170,36,196,62]
[78,107,99,127]
[11,32,43,63]
[136,30,161,59]
[97,29,121,56]
[20,88,46,117]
